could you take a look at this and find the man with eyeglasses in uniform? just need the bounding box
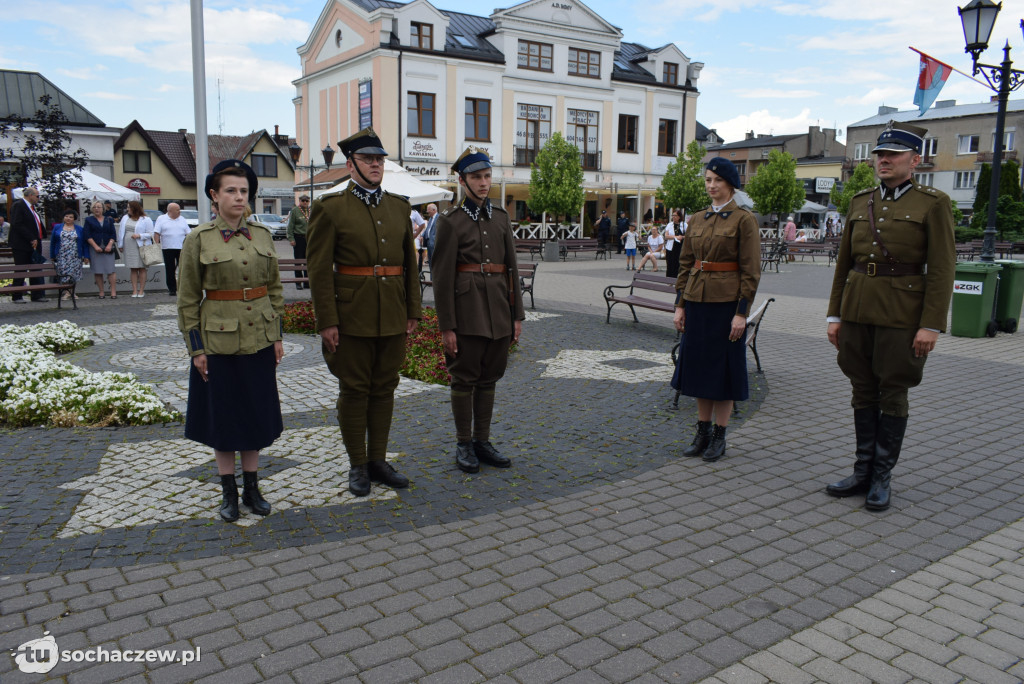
[306,128,421,497]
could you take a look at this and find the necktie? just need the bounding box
[220,226,252,242]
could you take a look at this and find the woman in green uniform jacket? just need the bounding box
[177,160,285,523]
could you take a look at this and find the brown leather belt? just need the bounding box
[335,265,404,276]
[852,262,924,277]
[694,260,739,272]
[204,286,267,301]
[457,263,508,273]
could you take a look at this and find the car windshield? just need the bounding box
[255,214,284,222]
[179,210,200,220]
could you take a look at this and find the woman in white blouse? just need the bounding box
[637,225,665,272]
[118,201,155,297]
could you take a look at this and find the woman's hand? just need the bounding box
[274,340,284,365]
[131,233,141,240]
[193,354,209,382]
[673,306,685,332]
[728,315,746,342]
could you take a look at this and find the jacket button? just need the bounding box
[213,257,218,261]
[219,325,224,330]
[247,306,252,311]
[248,321,254,326]
[243,276,249,281]
[243,261,248,265]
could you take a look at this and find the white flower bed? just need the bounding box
[0,321,180,427]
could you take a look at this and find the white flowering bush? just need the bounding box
[0,321,181,427]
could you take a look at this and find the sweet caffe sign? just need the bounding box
[127,178,160,195]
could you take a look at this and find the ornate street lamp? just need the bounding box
[958,0,1024,262]
[288,143,336,202]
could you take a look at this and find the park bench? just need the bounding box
[514,239,545,261]
[0,247,14,261]
[669,297,776,409]
[559,238,607,261]
[0,262,77,309]
[785,241,838,265]
[419,262,537,309]
[277,258,309,287]
[603,272,678,323]
[760,240,785,272]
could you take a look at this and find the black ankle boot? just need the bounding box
[866,414,908,512]
[455,442,479,473]
[682,420,712,457]
[826,408,878,497]
[241,471,271,516]
[473,439,511,468]
[702,424,727,462]
[349,464,371,497]
[219,475,239,522]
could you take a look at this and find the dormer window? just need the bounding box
[518,40,553,72]
[568,48,600,79]
[411,22,433,50]
[663,62,678,85]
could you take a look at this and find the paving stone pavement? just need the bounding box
[2,251,1023,683]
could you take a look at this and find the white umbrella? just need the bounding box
[62,170,141,202]
[319,160,453,204]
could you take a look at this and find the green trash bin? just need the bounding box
[951,262,1001,338]
[994,260,1024,333]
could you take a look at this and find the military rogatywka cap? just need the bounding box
[452,146,492,175]
[338,127,388,158]
[873,121,927,154]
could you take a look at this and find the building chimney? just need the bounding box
[275,125,280,136]
[746,130,755,140]
[877,105,898,116]
[178,128,187,134]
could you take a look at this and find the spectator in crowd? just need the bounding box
[118,201,155,297]
[50,208,87,301]
[286,195,311,290]
[153,203,192,296]
[637,225,665,271]
[83,201,118,299]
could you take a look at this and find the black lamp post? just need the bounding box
[288,142,336,202]
[958,0,1024,262]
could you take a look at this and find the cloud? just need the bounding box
[737,89,820,99]
[710,107,819,144]
[55,66,109,81]
[90,92,137,101]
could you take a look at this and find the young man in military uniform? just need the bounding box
[306,128,421,496]
[286,195,310,289]
[432,147,525,473]
[825,121,955,511]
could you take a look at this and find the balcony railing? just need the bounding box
[976,150,1018,163]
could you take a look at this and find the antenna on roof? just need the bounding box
[217,76,225,136]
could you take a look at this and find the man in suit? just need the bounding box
[422,203,438,266]
[825,121,956,512]
[432,147,525,473]
[306,128,421,497]
[8,187,49,303]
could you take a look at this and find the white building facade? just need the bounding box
[293,0,702,221]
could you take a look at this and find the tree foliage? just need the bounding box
[973,160,1023,216]
[831,162,878,216]
[0,94,89,220]
[657,140,710,215]
[528,132,585,237]
[743,149,805,219]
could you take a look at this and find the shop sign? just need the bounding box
[404,165,443,177]
[405,139,440,159]
[127,178,160,195]
[358,81,372,129]
[815,177,836,193]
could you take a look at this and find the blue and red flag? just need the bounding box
[912,48,952,116]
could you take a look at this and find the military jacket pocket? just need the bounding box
[252,244,276,282]
[262,308,282,343]
[203,316,239,355]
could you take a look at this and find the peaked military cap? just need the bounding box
[706,157,742,190]
[873,121,926,154]
[452,146,492,175]
[205,159,258,202]
[339,127,388,158]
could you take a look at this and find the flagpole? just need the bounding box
[909,47,988,88]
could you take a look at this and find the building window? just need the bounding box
[658,119,677,156]
[617,114,638,153]
[466,98,490,141]
[568,48,600,78]
[567,109,599,169]
[734,162,746,179]
[923,137,938,158]
[123,150,151,174]
[954,171,977,189]
[957,134,980,154]
[518,40,553,72]
[992,130,1015,151]
[515,103,551,166]
[251,154,277,178]
[853,142,870,160]
[411,22,433,50]
[408,92,435,137]
[914,172,934,185]
[663,62,678,85]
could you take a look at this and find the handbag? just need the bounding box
[140,243,164,267]
[31,249,46,264]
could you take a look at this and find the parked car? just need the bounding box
[179,209,200,228]
[144,209,162,224]
[252,213,288,240]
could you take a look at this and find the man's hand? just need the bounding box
[193,354,209,382]
[913,328,939,358]
[320,325,339,353]
[442,330,457,356]
[289,240,296,247]
[513,320,522,344]
[827,322,841,350]
[406,318,418,335]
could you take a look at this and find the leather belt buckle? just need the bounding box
[241,287,254,301]
[373,265,384,276]
[866,263,876,277]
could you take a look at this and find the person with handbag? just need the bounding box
[177,159,284,522]
[118,200,155,298]
[83,200,119,299]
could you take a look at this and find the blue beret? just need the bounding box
[706,157,741,190]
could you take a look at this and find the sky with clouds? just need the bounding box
[2,0,1020,145]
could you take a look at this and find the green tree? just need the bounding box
[657,140,710,215]
[528,132,585,239]
[973,160,1022,216]
[831,162,878,216]
[743,149,805,222]
[0,94,89,222]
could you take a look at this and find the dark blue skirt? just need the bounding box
[671,301,749,401]
[185,344,284,451]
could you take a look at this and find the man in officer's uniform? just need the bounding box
[306,128,421,496]
[432,147,525,473]
[825,121,955,511]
